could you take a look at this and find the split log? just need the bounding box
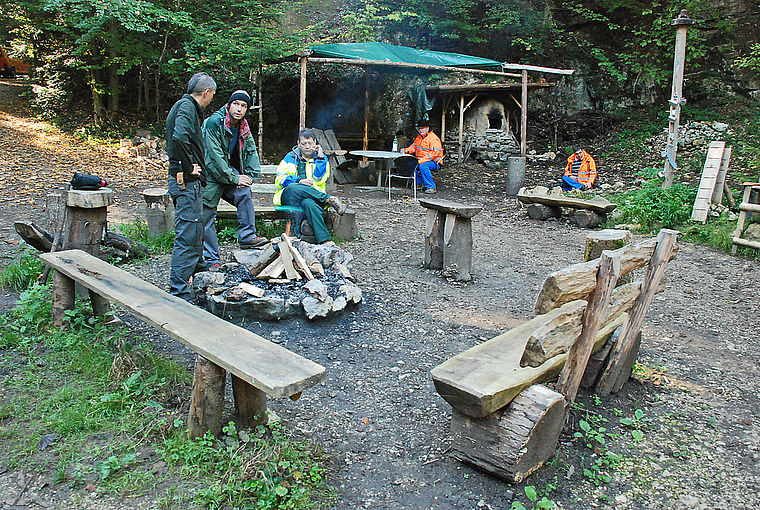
[534,233,678,315]
[237,282,265,298]
[526,204,561,221]
[573,209,606,229]
[595,229,678,395]
[188,355,227,438]
[14,221,54,252]
[282,235,314,280]
[451,385,566,482]
[248,242,279,277]
[555,251,621,405]
[278,240,301,281]
[581,328,641,389]
[294,242,325,276]
[257,257,284,280]
[517,187,617,215]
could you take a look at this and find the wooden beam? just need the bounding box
[501,63,575,75]
[458,95,464,163]
[305,57,521,78]
[556,251,621,405]
[257,64,264,161]
[363,66,371,151]
[299,56,307,130]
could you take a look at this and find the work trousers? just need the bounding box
[561,175,585,190]
[203,185,257,264]
[415,161,438,189]
[168,179,204,301]
[281,183,331,244]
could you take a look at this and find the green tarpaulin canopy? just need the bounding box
[275,42,503,70]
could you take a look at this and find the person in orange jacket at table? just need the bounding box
[403,119,443,194]
[562,144,597,191]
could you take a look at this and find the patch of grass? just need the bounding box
[0,287,335,507]
[0,245,46,290]
[116,218,174,255]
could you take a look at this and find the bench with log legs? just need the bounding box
[40,249,327,438]
[431,229,678,482]
[517,186,617,228]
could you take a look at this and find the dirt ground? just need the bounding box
[1,79,759,509]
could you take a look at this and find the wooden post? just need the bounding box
[424,209,444,270]
[258,64,264,161]
[231,375,268,428]
[299,56,307,131]
[595,229,678,395]
[51,270,75,327]
[556,251,621,405]
[363,66,371,151]
[440,95,449,143]
[458,94,464,163]
[662,10,695,189]
[188,355,227,438]
[521,69,528,157]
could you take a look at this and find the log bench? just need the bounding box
[419,198,482,282]
[431,229,678,482]
[40,249,327,438]
[517,186,617,228]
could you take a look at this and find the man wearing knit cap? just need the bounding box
[201,89,268,269]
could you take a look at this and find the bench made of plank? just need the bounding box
[40,249,326,437]
[431,229,678,481]
[517,186,617,215]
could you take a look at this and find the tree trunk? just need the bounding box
[90,68,105,128]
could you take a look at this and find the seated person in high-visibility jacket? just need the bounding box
[562,145,597,191]
[274,128,346,243]
[403,119,444,194]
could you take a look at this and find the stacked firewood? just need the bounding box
[248,235,353,284]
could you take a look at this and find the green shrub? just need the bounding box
[0,246,46,290]
[116,218,174,254]
[610,180,697,232]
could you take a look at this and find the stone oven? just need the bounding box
[446,98,520,166]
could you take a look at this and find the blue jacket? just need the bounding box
[274,147,330,205]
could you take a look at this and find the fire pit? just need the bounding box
[192,237,362,321]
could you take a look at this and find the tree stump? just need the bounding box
[142,188,174,238]
[451,385,566,482]
[527,203,561,221]
[188,355,227,438]
[420,199,482,282]
[574,209,606,228]
[583,229,632,261]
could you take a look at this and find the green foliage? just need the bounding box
[619,409,651,442]
[0,246,45,291]
[95,453,137,480]
[511,485,556,509]
[0,284,51,348]
[734,43,760,75]
[609,178,696,231]
[116,218,174,254]
[160,419,333,508]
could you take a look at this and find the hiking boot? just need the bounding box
[326,195,347,215]
[239,236,269,249]
[424,187,437,194]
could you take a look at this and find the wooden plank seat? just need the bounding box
[40,249,327,438]
[431,229,678,482]
[517,185,617,228]
[419,198,483,282]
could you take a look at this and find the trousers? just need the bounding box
[281,183,330,243]
[168,179,204,301]
[203,185,257,264]
[415,161,438,189]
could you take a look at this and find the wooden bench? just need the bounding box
[40,249,327,438]
[431,229,678,482]
[517,186,617,228]
[419,198,482,282]
[732,182,760,253]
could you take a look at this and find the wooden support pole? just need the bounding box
[188,355,227,438]
[595,229,678,395]
[521,70,528,157]
[299,56,307,130]
[662,11,695,189]
[556,251,621,405]
[231,374,268,428]
[51,270,75,328]
[458,95,464,163]
[363,66,371,151]
[258,64,264,161]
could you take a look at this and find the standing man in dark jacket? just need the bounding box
[166,72,216,301]
[202,90,268,269]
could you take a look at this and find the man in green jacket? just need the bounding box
[166,72,216,301]
[201,90,268,269]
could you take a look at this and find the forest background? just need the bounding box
[1,0,759,160]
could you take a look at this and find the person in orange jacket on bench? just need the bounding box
[562,144,597,191]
